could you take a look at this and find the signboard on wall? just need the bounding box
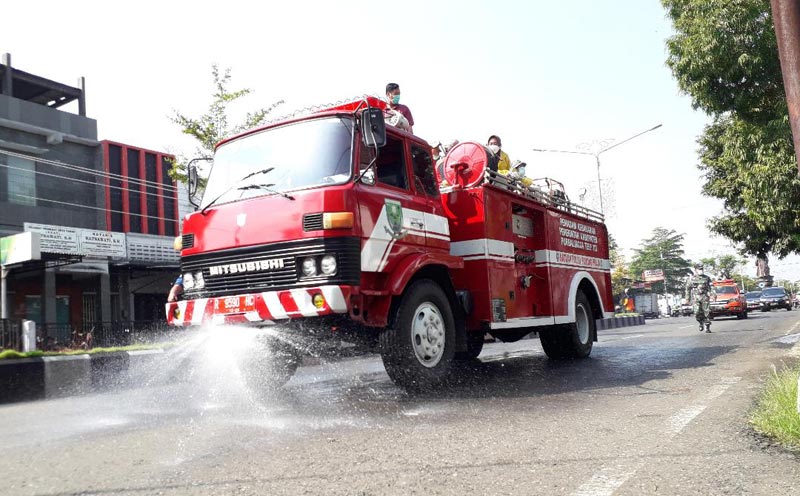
[78,230,126,258]
[24,223,126,258]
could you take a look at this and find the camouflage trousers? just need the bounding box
[694,297,711,326]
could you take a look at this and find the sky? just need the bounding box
[4,0,800,282]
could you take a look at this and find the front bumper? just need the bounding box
[761,299,789,309]
[166,285,352,327]
[710,302,745,316]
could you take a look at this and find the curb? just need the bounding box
[596,315,646,331]
[0,350,164,404]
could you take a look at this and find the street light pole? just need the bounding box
[532,124,663,214]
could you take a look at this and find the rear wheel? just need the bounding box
[380,280,456,391]
[540,291,594,359]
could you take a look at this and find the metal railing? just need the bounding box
[36,320,175,351]
[483,170,605,223]
[0,319,23,352]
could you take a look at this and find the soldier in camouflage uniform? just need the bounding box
[685,263,713,333]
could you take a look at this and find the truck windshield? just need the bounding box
[200,117,354,209]
[714,286,737,295]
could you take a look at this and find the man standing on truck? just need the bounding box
[385,83,414,133]
[686,263,713,333]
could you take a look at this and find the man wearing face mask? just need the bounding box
[685,263,713,333]
[487,135,511,173]
[385,83,414,133]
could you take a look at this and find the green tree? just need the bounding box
[662,0,800,271]
[168,65,284,183]
[608,234,632,300]
[629,227,692,294]
[699,254,747,278]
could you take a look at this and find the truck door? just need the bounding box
[409,142,450,251]
[357,133,428,273]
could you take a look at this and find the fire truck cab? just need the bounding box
[168,97,614,391]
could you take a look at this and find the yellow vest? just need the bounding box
[497,150,511,172]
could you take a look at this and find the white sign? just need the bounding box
[24,223,127,258]
[79,230,127,258]
[23,223,79,254]
[0,232,41,266]
[643,269,665,282]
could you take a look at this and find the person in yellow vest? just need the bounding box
[487,135,511,173]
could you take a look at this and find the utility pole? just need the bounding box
[771,0,800,171]
[532,124,662,214]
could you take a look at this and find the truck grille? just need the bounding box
[181,237,361,298]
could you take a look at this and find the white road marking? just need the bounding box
[678,325,695,329]
[572,377,741,496]
[784,320,800,335]
[572,464,643,496]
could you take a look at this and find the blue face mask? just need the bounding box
[391,94,401,105]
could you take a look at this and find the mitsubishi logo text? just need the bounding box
[208,258,285,276]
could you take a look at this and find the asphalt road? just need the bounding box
[2,311,800,496]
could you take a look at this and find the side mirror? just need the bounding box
[361,108,386,148]
[188,165,199,198]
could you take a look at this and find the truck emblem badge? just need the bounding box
[236,213,247,227]
[385,199,404,238]
[208,258,285,276]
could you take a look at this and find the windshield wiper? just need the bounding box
[237,183,295,201]
[200,167,274,214]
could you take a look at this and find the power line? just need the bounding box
[0,162,182,203]
[7,193,180,224]
[0,149,180,193]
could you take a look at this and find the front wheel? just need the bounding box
[237,336,301,394]
[540,291,595,359]
[380,280,456,391]
[455,332,485,360]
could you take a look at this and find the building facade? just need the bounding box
[0,54,182,343]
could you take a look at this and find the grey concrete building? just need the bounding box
[0,54,180,346]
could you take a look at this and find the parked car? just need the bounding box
[745,291,762,311]
[710,279,748,319]
[760,286,793,311]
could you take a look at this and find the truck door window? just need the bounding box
[410,145,439,197]
[363,135,408,190]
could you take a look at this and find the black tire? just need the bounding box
[237,336,301,393]
[455,332,484,360]
[737,311,748,320]
[380,280,456,391]
[540,291,594,359]
[787,305,792,311]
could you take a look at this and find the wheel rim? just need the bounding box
[576,303,590,344]
[411,302,446,368]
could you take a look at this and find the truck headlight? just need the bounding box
[320,255,337,276]
[194,271,205,289]
[183,272,195,290]
[302,257,317,277]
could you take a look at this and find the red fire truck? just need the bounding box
[167,97,614,391]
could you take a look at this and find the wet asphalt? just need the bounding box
[1,310,800,495]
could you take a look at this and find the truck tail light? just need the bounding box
[323,212,354,229]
